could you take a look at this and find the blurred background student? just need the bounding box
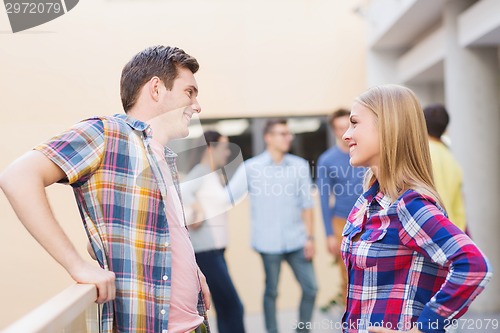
[228,119,317,333]
[423,104,467,232]
[316,109,365,307]
[181,130,246,333]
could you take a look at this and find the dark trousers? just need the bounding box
[196,249,246,333]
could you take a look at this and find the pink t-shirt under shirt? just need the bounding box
[150,139,203,333]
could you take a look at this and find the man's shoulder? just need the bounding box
[79,114,138,133]
[76,114,120,127]
[318,146,338,163]
[429,141,461,167]
[245,152,267,165]
[286,153,308,165]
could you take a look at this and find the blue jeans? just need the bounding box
[260,248,318,333]
[195,249,245,333]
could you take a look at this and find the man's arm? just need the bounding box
[302,208,315,260]
[0,150,115,304]
[197,266,211,310]
[226,162,248,205]
[316,157,334,236]
[316,157,341,256]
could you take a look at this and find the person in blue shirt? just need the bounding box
[229,118,318,333]
[316,109,365,305]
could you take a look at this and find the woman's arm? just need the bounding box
[397,192,492,333]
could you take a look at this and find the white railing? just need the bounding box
[1,284,98,333]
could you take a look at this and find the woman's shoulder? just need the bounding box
[395,188,447,222]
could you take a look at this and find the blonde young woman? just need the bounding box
[340,85,492,333]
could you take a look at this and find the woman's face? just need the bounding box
[342,102,380,169]
[209,136,230,168]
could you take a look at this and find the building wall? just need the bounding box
[0,0,366,328]
[362,0,500,311]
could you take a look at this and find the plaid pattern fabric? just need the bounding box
[341,181,492,333]
[35,114,209,333]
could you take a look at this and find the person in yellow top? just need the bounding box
[423,104,467,231]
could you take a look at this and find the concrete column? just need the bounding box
[366,49,403,86]
[444,0,500,311]
[408,82,446,107]
[251,118,266,155]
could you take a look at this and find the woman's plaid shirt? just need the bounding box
[341,181,492,333]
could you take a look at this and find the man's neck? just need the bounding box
[267,148,285,164]
[127,109,171,146]
[337,140,349,153]
[429,136,441,143]
[148,119,170,146]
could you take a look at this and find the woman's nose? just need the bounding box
[342,128,351,142]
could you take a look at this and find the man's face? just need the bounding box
[265,123,294,153]
[156,67,201,140]
[332,115,350,143]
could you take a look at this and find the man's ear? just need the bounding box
[149,76,162,102]
[263,133,270,145]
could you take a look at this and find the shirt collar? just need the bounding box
[114,114,177,157]
[262,150,290,166]
[114,113,150,132]
[363,180,391,210]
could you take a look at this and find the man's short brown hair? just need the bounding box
[263,118,288,136]
[329,108,350,129]
[120,45,199,112]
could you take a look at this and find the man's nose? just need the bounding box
[192,100,201,113]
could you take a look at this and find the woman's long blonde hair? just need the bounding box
[356,84,444,207]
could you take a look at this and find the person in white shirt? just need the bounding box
[181,130,245,333]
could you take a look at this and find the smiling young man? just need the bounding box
[0,46,211,333]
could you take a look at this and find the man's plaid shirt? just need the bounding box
[35,114,209,333]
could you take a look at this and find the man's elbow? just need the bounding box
[0,171,5,192]
[0,166,20,196]
[0,156,39,195]
[0,168,13,193]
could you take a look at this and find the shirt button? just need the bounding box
[163,275,169,281]
[160,309,166,315]
[164,242,169,247]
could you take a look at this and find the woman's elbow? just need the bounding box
[481,256,494,285]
